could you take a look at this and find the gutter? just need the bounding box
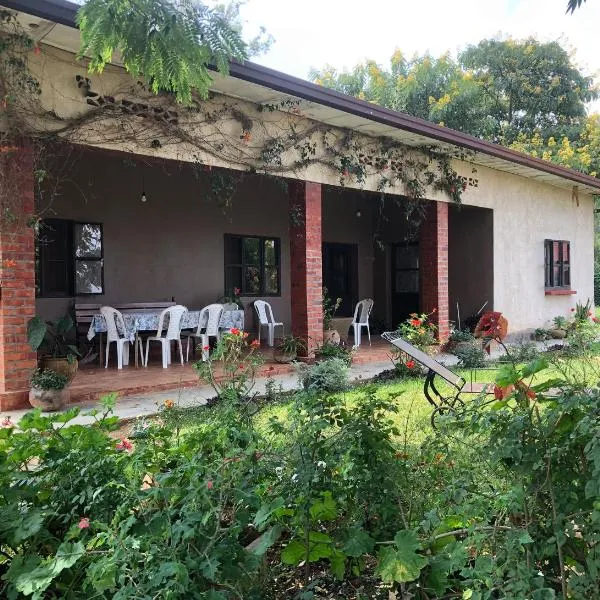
[4,0,600,192]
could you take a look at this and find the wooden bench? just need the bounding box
[75,301,176,365]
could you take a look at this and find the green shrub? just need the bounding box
[296,357,349,393]
[314,341,353,365]
[29,368,69,390]
[453,342,486,368]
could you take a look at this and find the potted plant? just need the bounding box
[27,314,80,381]
[29,368,70,411]
[533,327,550,341]
[323,288,342,345]
[549,316,568,339]
[445,326,476,353]
[274,335,306,363]
[217,287,244,310]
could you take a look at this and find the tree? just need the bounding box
[460,38,597,142]
[567,0,587,13]
[77,0,248,104]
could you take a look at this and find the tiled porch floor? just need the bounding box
[68,338,394,405]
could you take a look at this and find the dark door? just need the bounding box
[391,242,419,328]
[322,243,358,318]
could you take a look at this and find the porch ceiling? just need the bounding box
[3,0,600,196]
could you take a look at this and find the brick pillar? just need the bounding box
[289,180,323,353]
[419,201,449,341]
[0,146,37,410]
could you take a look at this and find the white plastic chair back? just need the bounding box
[203,304,224,337]
[100,306,127,341]
[221,302,239,311]
[155,305,187,340]
[354,299,374,324]
[254,300,274,325]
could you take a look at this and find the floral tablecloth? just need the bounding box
[87,309,245,342]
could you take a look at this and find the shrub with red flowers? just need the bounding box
[194,328,264,402]
[397,311,437,349]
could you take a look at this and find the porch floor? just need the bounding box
[67,338,394,405]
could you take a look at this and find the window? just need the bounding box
[544,239,570,289]
[37,219,104,297]
[224,235,280,296]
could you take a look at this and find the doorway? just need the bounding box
[322,243,358,318]
[391,242,419,328]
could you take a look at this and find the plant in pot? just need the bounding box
[323,288,342,345]
[533,327,551,341]
[549,316,568,339]
[29,368,70,411]
[445,325,475,353]
[274,335,306,364]
[27,314,81,381]
[397,311,438,354]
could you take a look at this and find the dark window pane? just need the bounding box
[38,219,71,296]
[243,237,260,265]
[75,260,103,294]
[225,236,242,265]
[244,265,261,295]
[264,239,277,266]
[395,271,419,293]
[395,245,419,269]
[265,267,279,294]
[225,266,243,293]
[74,223,102,258]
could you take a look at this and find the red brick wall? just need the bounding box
[0,146,37,410]
[289,180,323,353]
[420,201,449,341]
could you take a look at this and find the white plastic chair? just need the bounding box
[352,299,374,347]
[254,300,283,347]
[100,306,131,369]
[184,303,223,362]
[143,305,188,368]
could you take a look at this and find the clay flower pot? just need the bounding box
[323,329,341,345]
[39,357,78,382]
[28,387,70,411]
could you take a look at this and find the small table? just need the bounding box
[87,309,245,366]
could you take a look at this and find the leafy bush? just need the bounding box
[29,368,69,390]
[397,311,437,348]
[448,327,475,342]
[498,339,540,363]
[314,340,353,365]
[453,342,486,368]
[296,357,349,393]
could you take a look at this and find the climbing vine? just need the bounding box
[0,9,478,238]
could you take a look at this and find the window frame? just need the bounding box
[37,219,105,298]
[544,239,571,290]
[224,234,281,297]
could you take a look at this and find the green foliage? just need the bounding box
[453,342,486,368]
[574,298,593,323]
[27,314,80,358]
[77,0,248,104]
[313,340,353,365]
[276,334,306,356]
[397,311,437,349]
[322,287,342,330]
[296,357,349,393]
[29,368,69,390]
[448,327,475,343]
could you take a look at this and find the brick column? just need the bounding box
[419,201,449,341]
[289,180,323,353]
[0,146,37,410]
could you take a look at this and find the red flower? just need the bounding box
[593,317,599,324]
[250,339,260,348]
[406,360,415,369]
[78,517,90,529]
[207,481,214,490]
[1,416,12,428]
[203,345,210,351]
[230,327,240,336]
[116,438,133,452]
[233,287,240,295]
[410,319,422,327]
[589,311,594,317]
[525,389,536,400]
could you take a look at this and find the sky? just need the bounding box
[235,0,600,114]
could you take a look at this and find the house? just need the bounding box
[0,0,599,410]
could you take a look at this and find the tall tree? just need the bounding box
[460,39,596,142]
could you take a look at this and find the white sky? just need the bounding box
[236,0,600,114]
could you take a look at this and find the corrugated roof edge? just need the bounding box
[4,0,600,192]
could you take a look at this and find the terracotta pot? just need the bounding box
[29,387,69,411]
[40,356,78,381]
[323,329,341,345]
[549,329,567,339]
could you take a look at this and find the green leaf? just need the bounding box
[13,510,44,544]
[249,525,282,556]
[27,316,47,351]
[87,559,116,593]
[329,550,346,580]
[309,491,337,522]
[521,358,548,378]
[376,530,428,583]
[518,530,534,545]
[281,540,306,565]
[253,497,284,530]
[495,364,518,387]
[342,527,375,557]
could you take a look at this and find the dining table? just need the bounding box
[87,308,245,367]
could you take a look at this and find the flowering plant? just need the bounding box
[217,287,244,309]
[397,311,437,349]
[194,328,264,401]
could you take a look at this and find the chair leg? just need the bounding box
[162,341,168,369]
[117,342,123,370]
[144,340,150,368]
[367,325,371,346]
[186,336,190,363]
[268,324,274,347]
[138,338,144,368]
[104,340,110,368]
[178,340,184,366]
[123,341,130,366]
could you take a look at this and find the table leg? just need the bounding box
[99,334,104,366]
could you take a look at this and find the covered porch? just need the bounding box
[0,144,494,409]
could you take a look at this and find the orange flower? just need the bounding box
[78,517,90,529]
[406,360,415,369]
[410,319,422,327]
[230,327,240,336]
[3,259,16,268]
[164,399,174,409]
[250,339,260,348]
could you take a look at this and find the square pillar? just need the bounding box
[0,146,37,410]
[289,180,323,353]
[419,201,449,341]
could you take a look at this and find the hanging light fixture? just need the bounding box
[140,172,147,202]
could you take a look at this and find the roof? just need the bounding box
[4,0,600,194]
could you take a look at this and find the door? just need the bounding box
[322,243,358,318]
[391,242,419,328]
